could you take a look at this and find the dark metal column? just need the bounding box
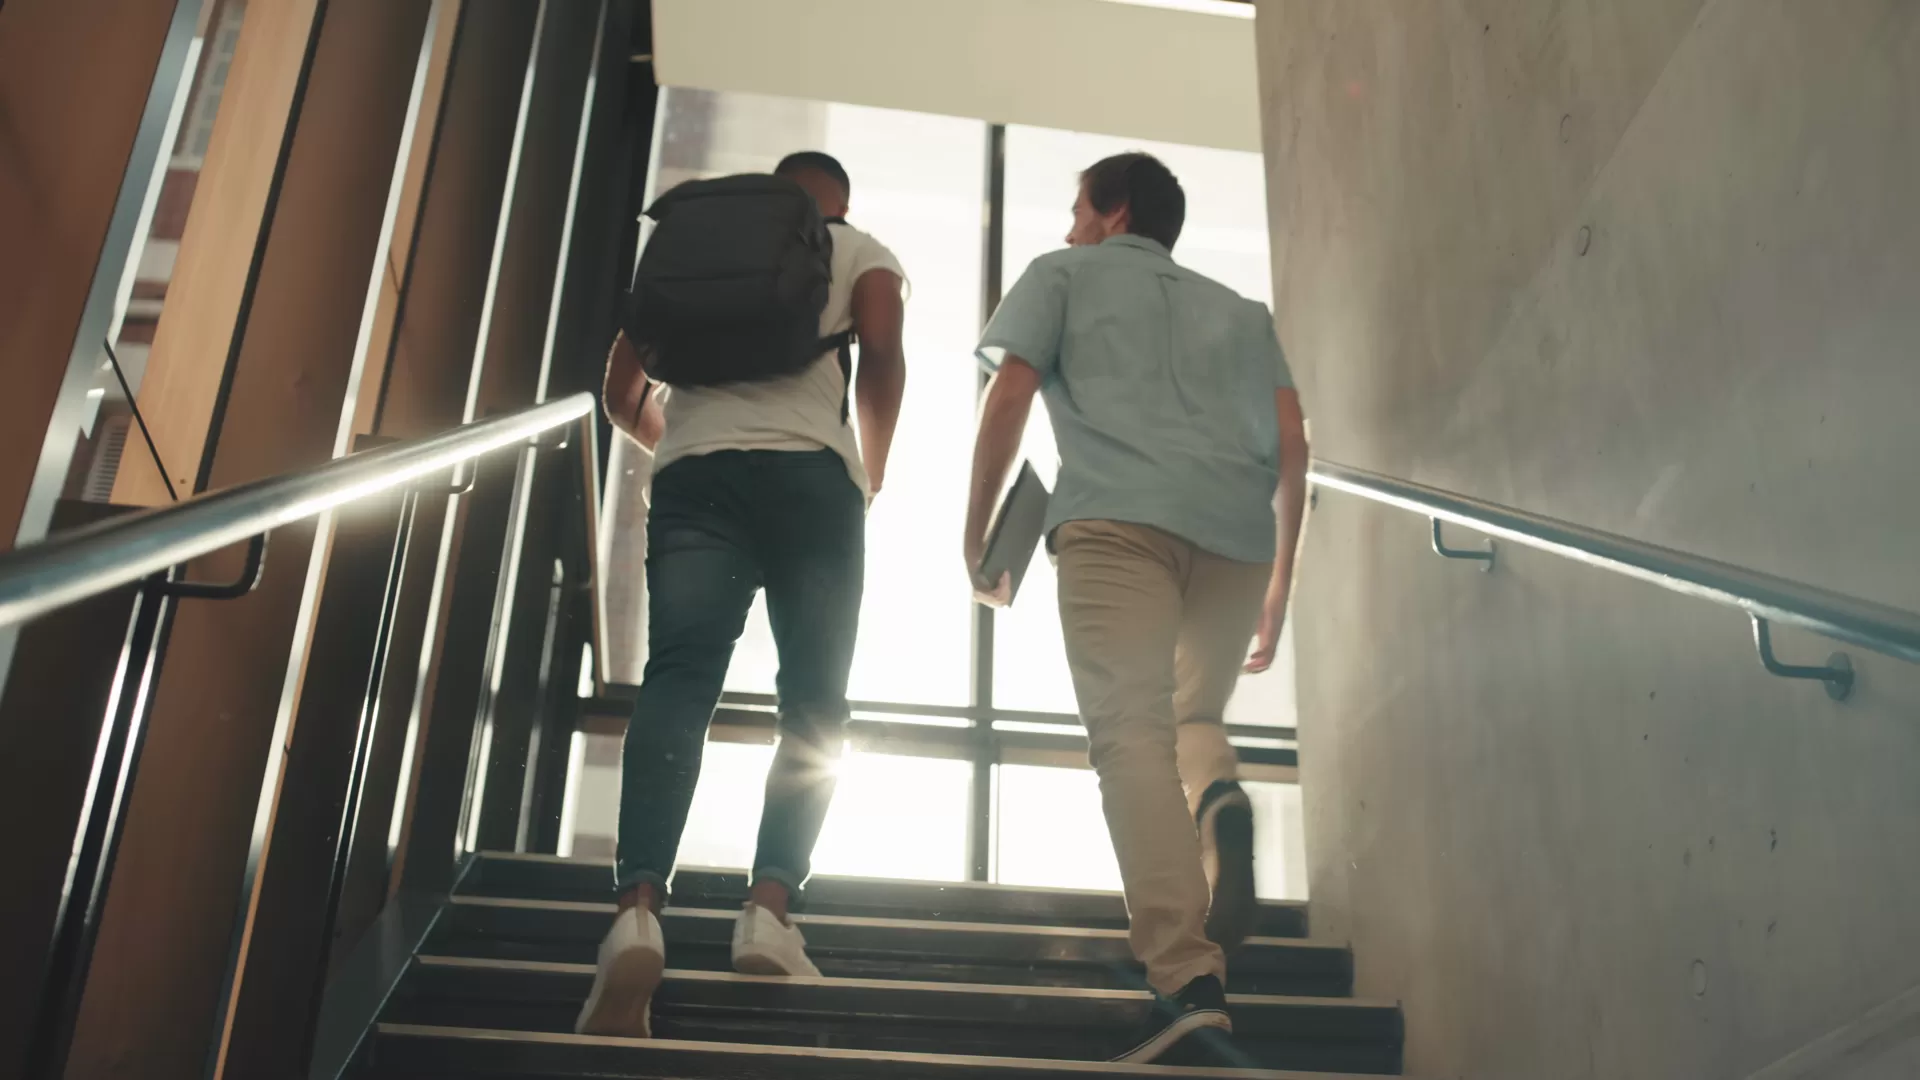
[344,0,539,927]
[967,123,1008,883]
[467,0,606,852]
[366,0,543,896]
[329,489,449,955]
[473,440,572,851]
[394,446,531,894]
[309,6,641,1064]
[509,0,639,852]
[522,577,592,853]
[218,483,415,1078]
[0,502,149,1079]
[518,433,598,853]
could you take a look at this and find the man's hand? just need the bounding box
[963,535,1013,608]
[1245,584,1288,673]
[964,360,1041,609]
[1249,387,1309,674]
[971,568,1013,608]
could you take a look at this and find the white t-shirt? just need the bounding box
[651,222,906,497]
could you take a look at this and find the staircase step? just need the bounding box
[463,853,1310,938]
[366,1024,1399,1079]
[384,958,1398,1073]
[429,897,1352,998]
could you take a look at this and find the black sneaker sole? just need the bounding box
[1157,1020,1257,1069]
[1109,1008,1232,1064]
[1205,802,1257,953]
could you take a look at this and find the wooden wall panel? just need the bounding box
[64,3,436,1076]
[474,0,602,414]
[346,0,466,442]
[108,0,322,507]
[370,1,542,441]
[0,0,182,544]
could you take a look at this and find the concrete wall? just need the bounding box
[1255,1,1920,1077]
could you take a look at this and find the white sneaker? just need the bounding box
[731,902,821,977]
[575,905,666,1038]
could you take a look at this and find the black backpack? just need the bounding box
[622,173,854,411]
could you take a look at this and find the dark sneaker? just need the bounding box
[1110,974,1233,1064]
[1198,780,1257,953]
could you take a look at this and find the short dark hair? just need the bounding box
[775,150,851,197]
[1080,152,1185,250]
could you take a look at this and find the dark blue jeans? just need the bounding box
[616,449,864,899]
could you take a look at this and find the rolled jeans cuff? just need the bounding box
[614,867,669,900]
[752,865,804,900]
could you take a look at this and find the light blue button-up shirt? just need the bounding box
[978,234,1294,565]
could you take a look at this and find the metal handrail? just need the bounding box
[0,394,595,630]
[1311,460,1920,689]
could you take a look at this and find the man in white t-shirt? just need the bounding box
[580,152,907,1038]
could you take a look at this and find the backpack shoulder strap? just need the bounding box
[819,330,856,424]
[819,220,855,422]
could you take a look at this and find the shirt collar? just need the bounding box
[1101,233,1172,258]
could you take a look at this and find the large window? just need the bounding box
[677,744,972,883]
[994,765,1307,899]
[562,739,971,885]
[583,87,1305,897]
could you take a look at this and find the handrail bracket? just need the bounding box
[1752,615,1854,702]
[154,534,268,602]
[1431,518,1494,571]
[434,466,477,498]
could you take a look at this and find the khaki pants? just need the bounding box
[1054,520,1268,995]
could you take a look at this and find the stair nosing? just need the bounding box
[470,852,1308,912]
[410,954,1386,1010]
[444,895,1337,952]
[374,1022,1394,1078]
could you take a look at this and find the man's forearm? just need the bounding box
[966,376,1033,562]
[604,333,664,451]
[631,388,664,452]
[855,346,905,491]
[1270,449,1308,600]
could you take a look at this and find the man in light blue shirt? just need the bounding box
[965,153,1309,1065]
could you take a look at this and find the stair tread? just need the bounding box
[464,853,1309,937]
[470,852,1305,907]
[370,1023,1399,1079]
[428,896,1351,997]
[410,954,1392,1010]
[448,894,1330,949]
[386,955,1398,1072]
[394,862,1393,1074]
